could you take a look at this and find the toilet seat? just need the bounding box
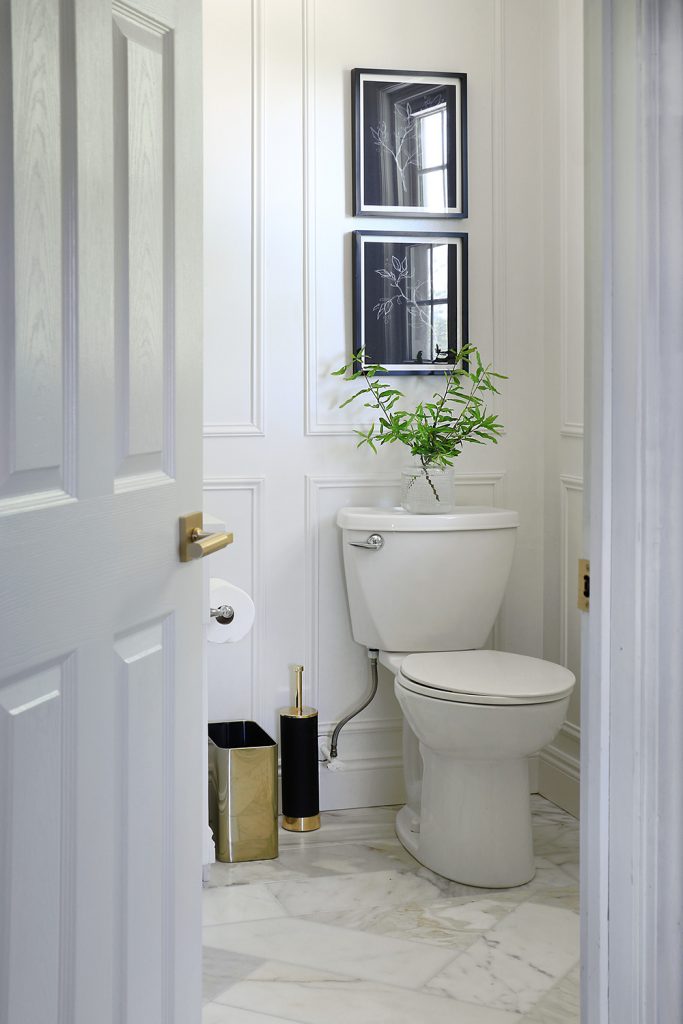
[396,650,575,706]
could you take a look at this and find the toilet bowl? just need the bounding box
[393,650,573,887]
[337,506,576,888]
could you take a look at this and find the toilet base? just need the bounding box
[395,753,536,888]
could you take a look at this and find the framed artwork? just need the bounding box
[352,230,468,375]
[352,68,468,218]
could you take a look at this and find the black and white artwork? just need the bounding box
[352,69,467,218]
[353,231,468,375]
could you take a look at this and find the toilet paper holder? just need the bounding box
[210,604,235,625]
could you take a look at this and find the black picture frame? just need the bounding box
[352,230,469,375]
[352,68,468,219]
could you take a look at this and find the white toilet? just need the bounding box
[337,505,575,888]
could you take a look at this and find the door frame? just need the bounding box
[582,0,683,1020]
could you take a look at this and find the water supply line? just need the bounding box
[328,648,379,759]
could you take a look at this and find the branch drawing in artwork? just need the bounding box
[373,255,445,360]
[369,103,420,193]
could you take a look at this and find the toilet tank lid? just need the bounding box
[336,506,519,532]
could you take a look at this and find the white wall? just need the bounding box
[202,0,583,810]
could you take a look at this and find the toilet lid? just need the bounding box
[398,650,575,705]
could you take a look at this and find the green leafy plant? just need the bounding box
[332,345,506,499]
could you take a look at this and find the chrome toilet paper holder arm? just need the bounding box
[210,604,235,625]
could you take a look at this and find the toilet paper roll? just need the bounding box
[206,578,255,644]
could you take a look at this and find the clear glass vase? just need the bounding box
[400,464,456,514]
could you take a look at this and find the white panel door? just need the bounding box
[0,1,204,1022]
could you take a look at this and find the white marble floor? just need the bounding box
[202,796,579,1023]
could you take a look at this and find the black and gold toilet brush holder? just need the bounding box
[280,664,320,832]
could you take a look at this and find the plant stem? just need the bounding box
[419,458,441,502]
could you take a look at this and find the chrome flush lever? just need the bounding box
[348,533,384,551]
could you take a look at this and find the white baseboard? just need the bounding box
[317,750,541,812]
[538,742,580,818]
[529,754,540,793]
[319,755,406,810]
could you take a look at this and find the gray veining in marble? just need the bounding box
[203,796,580,1022]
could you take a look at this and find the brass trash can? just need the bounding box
[208,721,278,863]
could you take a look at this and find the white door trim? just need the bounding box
[582,0,683,1020]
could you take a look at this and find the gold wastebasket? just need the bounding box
[208,722,278,863]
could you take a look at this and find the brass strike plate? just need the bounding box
[578,558,590,611]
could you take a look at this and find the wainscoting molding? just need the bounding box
[539,474,582,816]
[318,717,405,809]
[559,474,583,667]
[557,0,584,440]
[304,473,401,710]
[203,0,265,437]
[491,0,508,424]
[203,477,266,721]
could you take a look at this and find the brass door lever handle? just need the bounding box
[179,513,233,562]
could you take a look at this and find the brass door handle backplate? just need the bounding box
[179,512,233,562]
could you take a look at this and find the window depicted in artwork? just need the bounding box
[353,231,468,374]
[353,69,467,218]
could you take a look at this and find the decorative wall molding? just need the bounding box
[203,476,266,720]
[562,720,580,745]
[304,473,401,710]
[540,742,580,783]
[537,473,582,817]
[301,0,325,435]
[301,0,358,436]
[539,740,580,819]
[203,0,265,438]
[560,474,583,668]
[557,0,584,439]
[491,0,508,417]
[318,716,404,767]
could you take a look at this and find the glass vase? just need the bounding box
[400,464,456,514]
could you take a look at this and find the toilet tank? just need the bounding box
[337,506,518,652]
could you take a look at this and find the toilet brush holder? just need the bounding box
[280,664,320,832]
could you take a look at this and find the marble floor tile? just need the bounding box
[413,855,578,902]
[206,859,308,888]
[306,894,519,952]
[275,839,419,878]
[203,797,580,1020]
[203,1001,298,1024]
[203,947,266,1004]
[203,883,286,926]
[532,816,580,876]
[427,901,579,1015]
[525,884,580,914]
[217,960,522,1024]
[521,964,580,1023]
[268,868,442,917]
[204,915,457,989]
[277,806,400,849]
